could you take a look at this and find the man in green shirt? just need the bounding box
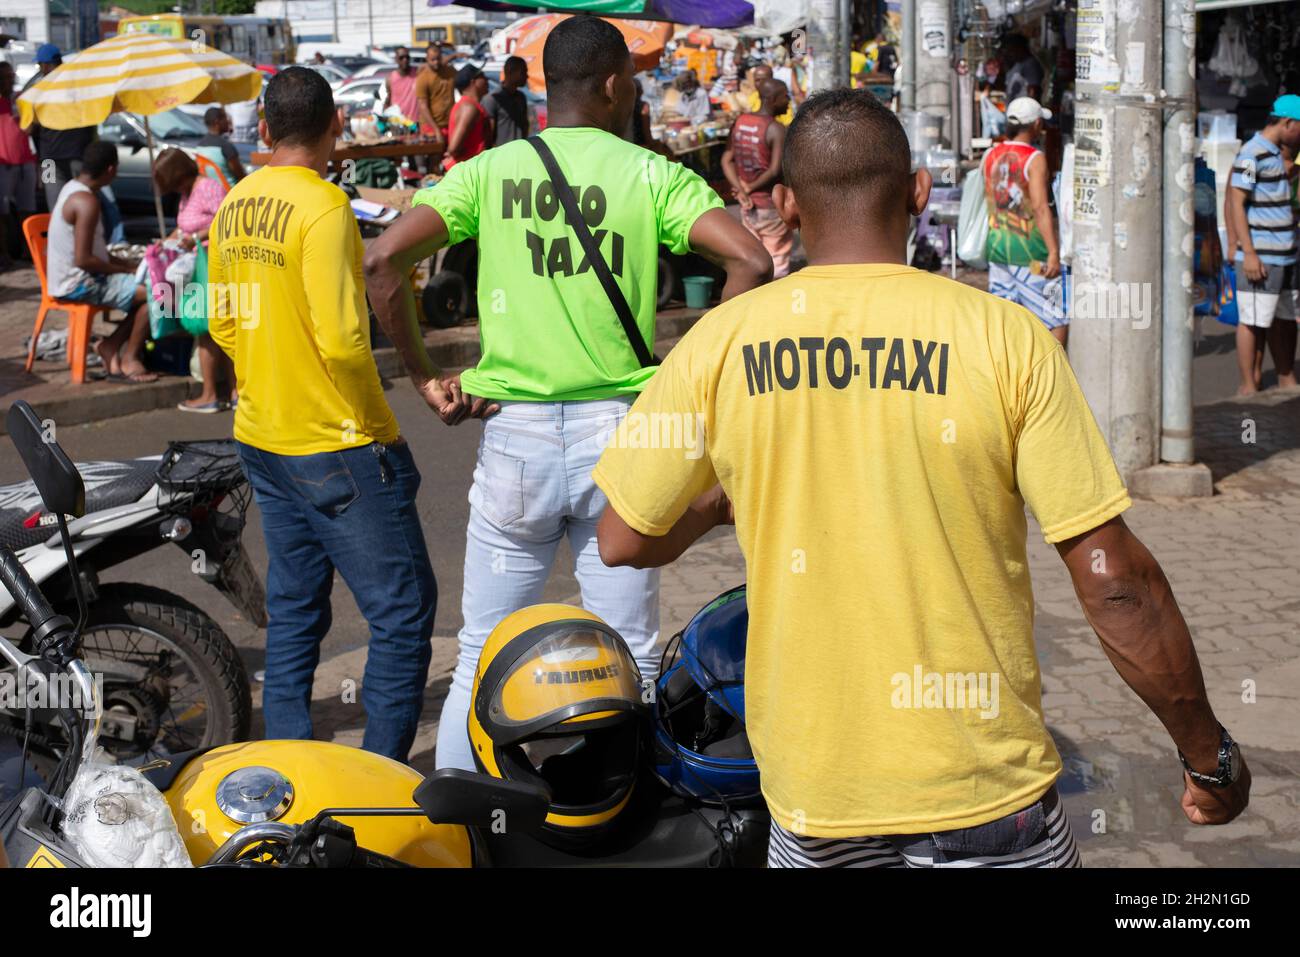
[365,14,770,770]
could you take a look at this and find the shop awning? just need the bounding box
[1195,0,1289,11]
[425,0,756,30]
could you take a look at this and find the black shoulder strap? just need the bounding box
[527,134,658,367]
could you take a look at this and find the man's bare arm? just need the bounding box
[363,207,446,382]
[598,485,732,569]
[1026,155,1059,274]
[69,194,130,274]
[686,207,773,301]
[362,205,493,423]
[1057,516,1249,824]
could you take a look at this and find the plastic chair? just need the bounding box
[193,153,232,190]
[22,213,111,385]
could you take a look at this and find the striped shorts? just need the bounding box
[988,262,1069,329]
[767,786,1082,868]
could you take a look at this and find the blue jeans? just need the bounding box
[237,440,438,762]
[435,397,661,770]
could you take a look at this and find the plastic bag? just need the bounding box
[956,166,989,268]
[60,750,193,868]
[164,250,197,288]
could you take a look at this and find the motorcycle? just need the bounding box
[0,428,258,775]
[0,400,768,868]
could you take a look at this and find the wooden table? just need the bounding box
[250,139,445,166]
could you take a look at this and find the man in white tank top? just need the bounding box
[47,141,154,382]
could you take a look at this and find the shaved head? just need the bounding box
[783,88,912,221]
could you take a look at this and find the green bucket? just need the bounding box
[682,275,715,309]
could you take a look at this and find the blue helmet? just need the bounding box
[652,585,760,806]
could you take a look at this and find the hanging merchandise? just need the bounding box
[1206,13,1263,98]
[956,166,990,268]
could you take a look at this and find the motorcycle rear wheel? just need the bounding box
[67,583,252,761]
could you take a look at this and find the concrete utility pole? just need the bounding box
[1160,0,1197,469]
[900,0,916,111]
[1070,0,1209,494]
[912,0,952,136]
[805,0,848,91]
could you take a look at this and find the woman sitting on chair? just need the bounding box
[152,148,236,413]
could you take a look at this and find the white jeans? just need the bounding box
[435,397,661,770]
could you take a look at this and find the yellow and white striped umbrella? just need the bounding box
[17,32,262,131]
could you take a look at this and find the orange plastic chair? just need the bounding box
[193,153,232,190]
[23,213,111,385]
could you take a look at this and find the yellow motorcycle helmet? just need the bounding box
[469,604,648,849]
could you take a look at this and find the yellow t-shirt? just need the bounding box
[593,264,1131,837]
[850,50,868,88]
[208,166,399,455]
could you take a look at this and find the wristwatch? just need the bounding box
[1179,725,1242,788]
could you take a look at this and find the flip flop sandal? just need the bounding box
[178,401,222,414]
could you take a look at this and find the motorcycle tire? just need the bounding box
[69,584,252,758]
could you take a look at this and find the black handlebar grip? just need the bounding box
[0,544,58,633]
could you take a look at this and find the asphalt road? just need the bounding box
[0,384,585,677]
[0,313,1272,681]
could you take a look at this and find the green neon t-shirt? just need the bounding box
[411,126,723,402]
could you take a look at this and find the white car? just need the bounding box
[0,41,40,90]
[334,76,386,116]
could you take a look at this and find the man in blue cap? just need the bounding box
[22,45,97,210]
[1226,93,1300,394]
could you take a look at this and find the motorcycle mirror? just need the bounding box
[5,401,85,520]
[412,769,551,832]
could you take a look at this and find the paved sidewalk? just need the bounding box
[0,261,705,431]
[293,389,1300,867]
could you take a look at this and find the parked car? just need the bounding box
[335,76,386,117]
[349,63,396,81]
[303,61,351,91]
[0,42,40,90]
[95,109,258,215]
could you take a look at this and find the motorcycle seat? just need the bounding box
[479,784,771,868]
[0,457,161,551]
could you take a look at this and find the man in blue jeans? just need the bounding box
[366,16,770,769]
[209,67,437,762]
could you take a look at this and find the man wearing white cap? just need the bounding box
[983,97,1066,345]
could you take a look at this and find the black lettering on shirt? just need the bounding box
[536,180,558,221]
[546,235,574,277]
[525,229,545,276]
[503,178,532,219]
[907,339,937,393]
[826,337,852,389]
[743,341,773,396]
[882,338,908,390]
[580,185,607,229]
[256,196,274,239]
[241,196,258,236]
[575,230,608,273]
[610,230,623,276]
[774,338,800,390]
[740,337,951,397]
[861,337,886,387]
[798,337,824,388]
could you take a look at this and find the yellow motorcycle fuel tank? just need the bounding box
[163,740,473,867]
